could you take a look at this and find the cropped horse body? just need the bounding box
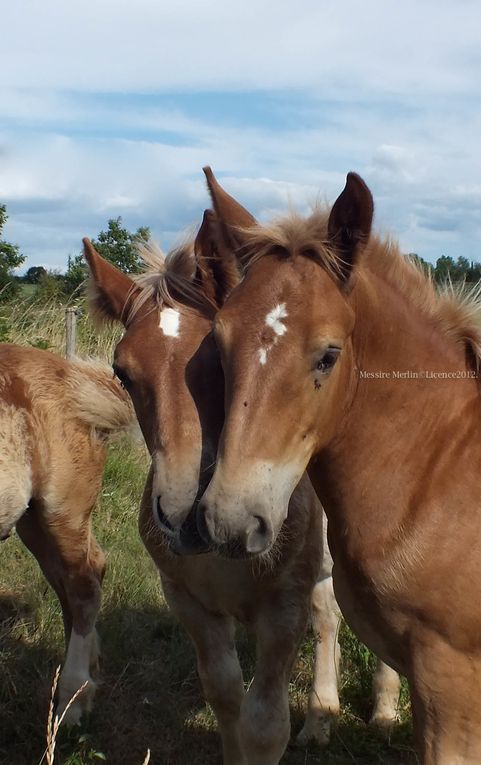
[199,169,481,764]
[0,344,134,723]
[84,231,399,764]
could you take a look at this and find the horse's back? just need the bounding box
[0,344,131,525]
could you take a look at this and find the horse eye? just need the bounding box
[316,347,341,374]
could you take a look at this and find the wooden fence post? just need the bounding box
[65,307,77,359]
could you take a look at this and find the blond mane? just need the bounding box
[241,207,481,368]
[127,239,217,324]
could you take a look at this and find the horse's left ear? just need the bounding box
[83,238,139,325]
[327,172,374,282]
[194,209,239,307]
[203,166,256,252]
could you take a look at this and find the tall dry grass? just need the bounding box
[1,295,121,362]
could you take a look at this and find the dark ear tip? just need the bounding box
[203,166,214,182]
[346,171,370,192]
[201,208,215,223]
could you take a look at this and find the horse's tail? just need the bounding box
[65,357,137,438]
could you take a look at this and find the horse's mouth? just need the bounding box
[155,499,212,556]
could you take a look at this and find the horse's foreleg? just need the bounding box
[409,632,481,764]
[240,594,309,765]
[162,580,246,765]
[295,575,341,747]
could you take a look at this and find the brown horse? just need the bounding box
[199,168,481,763]
[0,344,134,723]
[84,226,400,764]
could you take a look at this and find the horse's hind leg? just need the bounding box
[296,575,341,747]
[369,659,400,728]
[17,499,105,725]
[16,506,72,637]
[162,580,246,765]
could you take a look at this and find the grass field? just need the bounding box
[0,296,417,764]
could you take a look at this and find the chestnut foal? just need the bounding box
[0,344,134,723]
[84,222,399,764]
[200,168,481,764]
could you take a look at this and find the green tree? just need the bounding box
[92,217,150,273]
[63,253,87,296]
[25,265,47,284]
[434,255,456,283]
[467,261,481,283]
[433,255,481,284]
[408,253,434,277]
[34,271,66,303]
[64,217,150,296]
[0,204,25,299]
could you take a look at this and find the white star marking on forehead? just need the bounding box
[159,307,180,338]
[265,303,288,336]
[258,303,288,365]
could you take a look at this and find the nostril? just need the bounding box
[245,514,273,555]
[254,514,267,537]
[153,497,176,537]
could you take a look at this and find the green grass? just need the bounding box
[0,438,416,765]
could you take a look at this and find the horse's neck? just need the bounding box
[314,267,481,558]
[351,266,470,379]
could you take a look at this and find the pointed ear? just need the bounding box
[83,238,138,325]
[194,210,239,307]
[203,166,256,251]
[327,172,374,282]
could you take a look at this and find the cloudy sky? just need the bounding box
[2,0,481,271]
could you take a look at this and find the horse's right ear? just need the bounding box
[83,238,138,325]
[203,166,257,253]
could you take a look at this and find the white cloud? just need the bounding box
[2,0,481,96]
[1,0,481,268]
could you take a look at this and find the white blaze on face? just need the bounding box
[258,303,288,365]
[159,307,180,337]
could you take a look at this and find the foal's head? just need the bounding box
[198,169,373,555]
[84,212,238,554]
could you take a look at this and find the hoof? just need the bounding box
[369,713,397,737]
[294,716,332,748]
[57,677,95,726]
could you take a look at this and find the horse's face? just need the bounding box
[114,305,223,555]
[198,170,373,557]
[84,216,236,556]
[199,255,354,555]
